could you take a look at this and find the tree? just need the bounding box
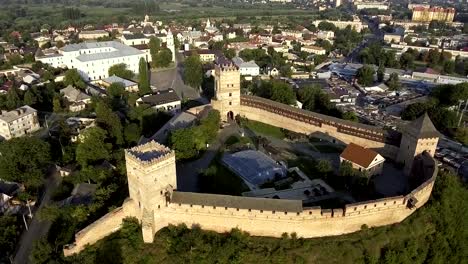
[52,95,62,113]
[443,60,455,74]
[138,58,151,95]
[0,137,51,189]
[342,111,358,122]
[297,85,333,114]
[153,48,172,68]
[107,82,125,98]
[339,160,355,177]
[270,82,296,105]
[6,87,21,110]
[377,64,385,82]
[400,52,415,70]
[184,55,203,89]
[64,69,85,89]
[0,215,17,261]
[23,90,37,106]
[356,65,375,86]
[75,127,111,167]
[95,100,124,145]
[148,36,161,64]
[124,123,141,145]
[223,48,236,59]
[454,128,468,145]
[108,63,134,80]
[30,238,54,264]
[316,159,333,175]
[386,73,401,91]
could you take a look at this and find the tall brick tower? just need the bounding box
[125,141,177,241]
[397,113,440,175]
[211,57,241,122]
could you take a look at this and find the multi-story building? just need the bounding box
[78,30,109,40]
[232,57,260,76]
[313,19,368,33]
[0,105,40,140]
[302,45,327,55]
[36,41,146,81]
[412,6,456,22]
[355,2,389,10]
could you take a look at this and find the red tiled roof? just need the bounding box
[340,143,380,168]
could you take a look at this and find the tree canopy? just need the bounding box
[75,127,112,167]
[356,65,375,87]
[108,63,134,80]
[0,137,51,189]
[138,58,151,95]
[184,54,203,89]
[63,69,85,89]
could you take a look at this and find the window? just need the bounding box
[229,102,232,105]
[229,93,232,96]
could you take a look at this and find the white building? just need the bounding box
[317,30,335,40]
[302,45,326,55]
[120,33,149,46]
[136,89,181,114]
[232,57,260,76]
[36,41,147,81]
[354,2,389,10]
[313,19,368,33]
[78,30,109,40]
[0,105,40,140]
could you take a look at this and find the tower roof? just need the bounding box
[403,113,439,139]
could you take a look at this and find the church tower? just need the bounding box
[166,29,176,62]
[397,113,440,175]
[211,57,241,122]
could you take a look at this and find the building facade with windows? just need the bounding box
[0,105,40,140]
[36,41,146,81]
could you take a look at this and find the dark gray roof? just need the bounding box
[171,191,303,212]
[123,33,147,40]
[403,113,439,139]
[138,89,180,105]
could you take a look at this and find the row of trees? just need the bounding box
[148,36,173,68]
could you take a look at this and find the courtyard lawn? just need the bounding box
[242,119,285,139]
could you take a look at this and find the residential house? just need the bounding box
[60,85,92,112]
[232,57,260,76]
[78,30,109,40]
[302,45,326,55]
[136,89,181,114]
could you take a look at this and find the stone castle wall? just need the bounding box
[239,96,400,159]
[64,154,437,256]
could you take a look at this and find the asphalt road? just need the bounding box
[14,173,61,264]
[150,52,203,102]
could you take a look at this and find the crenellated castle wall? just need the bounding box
[64,154,437,257]
[239,95,400,159]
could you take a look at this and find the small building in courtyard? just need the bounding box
[340,143,385,176]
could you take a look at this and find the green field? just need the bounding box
[242,119,285,139]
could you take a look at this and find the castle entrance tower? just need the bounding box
[125,141,177,241]
[397,113,440,175]
[211,57,241,122]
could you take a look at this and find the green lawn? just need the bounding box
[242,119,285,139]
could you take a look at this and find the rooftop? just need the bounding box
[138,89,181,106]
[401,113,440,139]
[102,75,137,88]
[0,105,37,123]
[61,41,144,62]
[125,141,174,164]
[340,143,381,168]
[171,191,303,212]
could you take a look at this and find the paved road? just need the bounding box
[14,174,61,264]
[176,123,240,192]
[150,52,202,102]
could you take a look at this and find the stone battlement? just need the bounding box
[125,140,175,167]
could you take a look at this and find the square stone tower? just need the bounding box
[125,141,177,215]
[397,113,440,175]
[211,57,241,122]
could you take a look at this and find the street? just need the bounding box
[13,173,61,264]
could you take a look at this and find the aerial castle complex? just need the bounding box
[63,59,440,256]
